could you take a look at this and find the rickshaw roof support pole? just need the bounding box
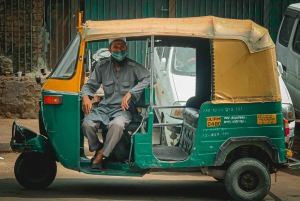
[150,35,154,111]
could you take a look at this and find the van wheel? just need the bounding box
[287,137,294,150]
[160,116,167,146]
[225,158,270,201]
[14,152,57,189]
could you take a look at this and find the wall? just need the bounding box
[0,76,42,119]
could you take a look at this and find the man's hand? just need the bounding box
[82,95,93,115]
[121,92,132,111]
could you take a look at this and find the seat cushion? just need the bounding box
[182,107,199,128]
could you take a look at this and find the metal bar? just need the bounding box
[11,0,14,71]
[68,0,70,42]
[153,123,182,127]
[152,105,186,109]
[30,0,32,72]
[24,0,26,74]
[56,0,58,63]
[62,0,64,51]
[18,0,20,72]
[50,0,52,70]
[4,0,7,55]
[42,0,46,65]
[150,35,154,109]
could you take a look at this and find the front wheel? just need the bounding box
[225,158,270,201]
[14,152,57,189]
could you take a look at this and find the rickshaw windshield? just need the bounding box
[49,32,81,79]
[171,47,196,76]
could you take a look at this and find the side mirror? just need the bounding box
[160,58,167,71]
[35,75,41,84]
[277,61,283,75]
[85,49,92,72]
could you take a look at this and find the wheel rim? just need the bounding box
[24,158,49,182]
[238,171,259,192]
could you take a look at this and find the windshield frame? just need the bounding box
[48,32,81,80]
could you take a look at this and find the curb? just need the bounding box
[0,143,11,153]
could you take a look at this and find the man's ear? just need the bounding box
[108,47,111,52]
[125,46,128,51]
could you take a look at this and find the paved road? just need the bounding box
[1,152,300,201]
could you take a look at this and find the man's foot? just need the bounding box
[90,163,102,172]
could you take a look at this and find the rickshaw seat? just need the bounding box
[182,107,199,128]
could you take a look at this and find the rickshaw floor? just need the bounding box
[153,145,189,161]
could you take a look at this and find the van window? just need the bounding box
[279,15,296,47]
[171,47,196,76]
[50,33,81,78]
[293,22,300,54]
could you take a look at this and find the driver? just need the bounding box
[175,48,196,72]
[81,38,150,172]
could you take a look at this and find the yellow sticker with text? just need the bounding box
[207,116,221,127]
[257,114,276,125]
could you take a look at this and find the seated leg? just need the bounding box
[81,119,102,152]
[103,115,131,157]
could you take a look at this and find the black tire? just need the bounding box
[225,158,270,201]
[287,136,294,150]
[14,152,57,189]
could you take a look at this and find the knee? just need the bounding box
[81,120,90,130]
[109,120,125,130]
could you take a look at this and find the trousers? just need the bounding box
[81,115,131,157]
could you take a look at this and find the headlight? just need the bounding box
[170,101,186,119]
[282,103,295,121]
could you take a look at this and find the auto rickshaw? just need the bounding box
[10,14,299,201]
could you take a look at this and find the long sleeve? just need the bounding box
[81,65,103,97]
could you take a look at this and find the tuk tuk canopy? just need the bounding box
[80,16,281,103]
[82,16,274,53]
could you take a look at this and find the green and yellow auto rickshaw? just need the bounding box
[10,14,299,201]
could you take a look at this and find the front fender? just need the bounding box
[213,137,286,166]
[10,121,47,153]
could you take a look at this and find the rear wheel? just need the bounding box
[287,136,294,150]
[225,158,270,201]
[14,152,57,189]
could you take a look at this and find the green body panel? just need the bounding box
[42,90,81,170]
[134,102,286,169]
[27,135,47,153]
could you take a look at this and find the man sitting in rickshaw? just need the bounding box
[81,38,150,172]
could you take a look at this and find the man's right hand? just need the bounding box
[82,95,93,115]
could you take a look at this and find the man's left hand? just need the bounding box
[121,92,132,111]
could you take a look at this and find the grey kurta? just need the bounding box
[81,57,150,125]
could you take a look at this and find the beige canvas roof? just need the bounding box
[82,16,274,53]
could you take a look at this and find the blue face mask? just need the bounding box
[111,51,127,61]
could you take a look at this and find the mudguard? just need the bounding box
[10,121,47,153]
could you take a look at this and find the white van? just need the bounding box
[154,47,296,149]
[276,3,300,118]
[153,46,195,146]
